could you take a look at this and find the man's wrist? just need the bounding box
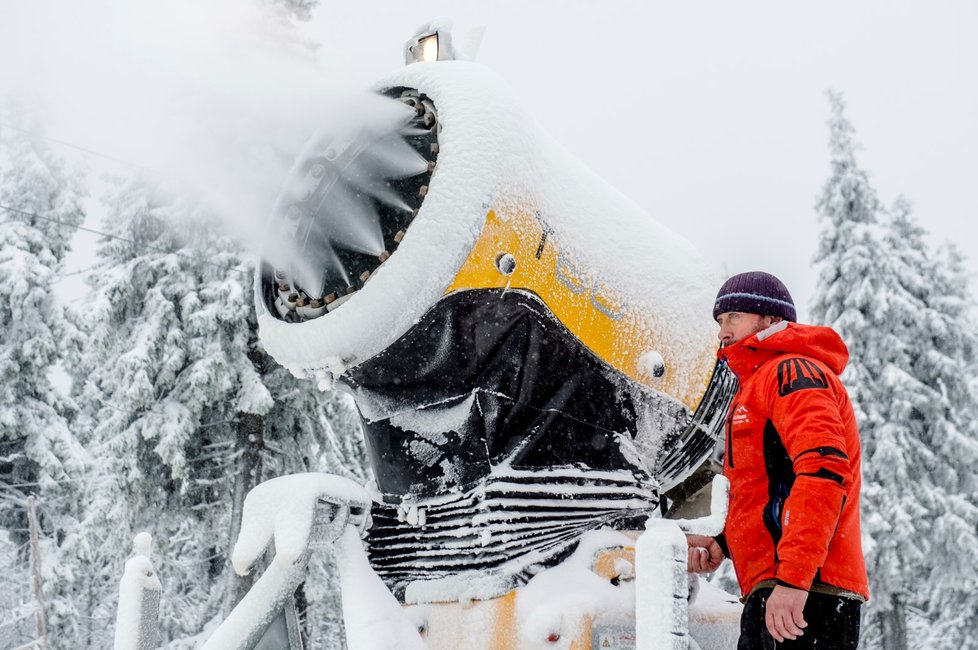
[715,533,729,557]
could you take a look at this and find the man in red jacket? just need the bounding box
[687,271,868,649]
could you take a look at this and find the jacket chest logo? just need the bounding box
[732,404,750,427]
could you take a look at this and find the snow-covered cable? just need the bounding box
[0,120,163,174]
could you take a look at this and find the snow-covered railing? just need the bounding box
[202,473,424,650]
[200,474,369,649]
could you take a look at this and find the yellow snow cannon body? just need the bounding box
[254,49,736,648]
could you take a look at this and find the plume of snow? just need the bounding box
[0,0,384,253]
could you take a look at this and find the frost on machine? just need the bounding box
[188,20,741,650]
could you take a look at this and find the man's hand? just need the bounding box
[765,584,809,642]
[686,535,724,573]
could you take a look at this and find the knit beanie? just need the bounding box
[712,271,797,322]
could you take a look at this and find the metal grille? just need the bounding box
[656,360,738,489]
[365,467,657,597]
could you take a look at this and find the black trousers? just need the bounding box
[738,587,861,649]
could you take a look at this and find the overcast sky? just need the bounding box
[308,1,978,321]
[3,0,977,323]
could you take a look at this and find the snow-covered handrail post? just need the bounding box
[201,473,378,649]
[113,533,162,650]
[636,519,689,650]
[669,475,729,538]
[636,475,729,650]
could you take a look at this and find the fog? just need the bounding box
[1,0,372,259]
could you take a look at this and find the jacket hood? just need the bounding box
[720,321,849,379]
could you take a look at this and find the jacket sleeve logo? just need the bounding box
[777,358,829,396]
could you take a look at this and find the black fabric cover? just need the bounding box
[341,289,646,500]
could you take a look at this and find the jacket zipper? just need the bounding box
[726,400,737,468]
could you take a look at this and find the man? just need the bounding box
[687,271,869,649]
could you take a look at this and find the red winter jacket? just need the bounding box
[718,321,869,600]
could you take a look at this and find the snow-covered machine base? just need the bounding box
[192,473,742,649]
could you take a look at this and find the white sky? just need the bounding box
[308,1,978,321]
[3,0,977,323]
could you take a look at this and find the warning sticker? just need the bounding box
[591,624,636,649]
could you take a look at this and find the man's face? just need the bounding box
[715,312,777,347]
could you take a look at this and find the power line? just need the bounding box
[0,203,251,278]
[0,120,161,175]
[0,119,256,279]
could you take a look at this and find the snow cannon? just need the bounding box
[253,21,737,648]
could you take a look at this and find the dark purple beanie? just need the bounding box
[713,271,796,322]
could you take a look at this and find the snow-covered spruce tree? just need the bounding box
[66,174,364,649]
[0,112,89,645]
[898,229,978,650]
[811,94,978,649]
[810,91,914,649]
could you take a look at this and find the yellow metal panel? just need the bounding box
[416,544,641,649]
[446,208,706,410]
[419,592,517,649]
[490,591,517,650]
[591,547,636,581]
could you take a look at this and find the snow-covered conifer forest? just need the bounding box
[0,115,368,648]
[2,1,978,648]
[809,93,978,649]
